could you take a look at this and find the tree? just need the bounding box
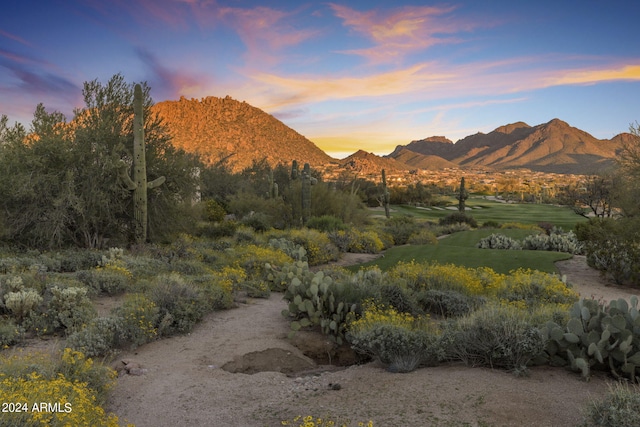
[0,74,200,249]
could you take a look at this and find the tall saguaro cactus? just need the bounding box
[457,176,469,213]
[118,84,166,243]
[381,169,390,219]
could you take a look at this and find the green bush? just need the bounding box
[147,273,208,336]
[306,215,347,232]
[288,228,339,265]
[0,319,24,347]
[443,304,545,375]
[407,228,438,245]
[476,233,522,250]
[415,289,477,317]
[204,199,226,222]
[382,216,419,245]
[66,316,125,358]
[196,220,238,239]
[46,286,96,334]
[580,382,640,427]
[346,303,443,372]
[114,293,159,348]
[439,212,478,228]
[75,264,132,295]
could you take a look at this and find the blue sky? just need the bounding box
[1,0,639,158]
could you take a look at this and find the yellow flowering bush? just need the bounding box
[388,261,482,295]
[289,229,340,265]
[347,301,442,372]
[230,244,293,280]
[0,372,129,427]
[493,268,578,309]
[114,293,159,348]
[281,415,374,427]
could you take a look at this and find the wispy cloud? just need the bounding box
[215,5,318,66]
[0,29,33,47]
[542,64,640,86]
[328,3,481,63]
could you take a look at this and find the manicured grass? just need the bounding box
[351,228,572,275]
[390,197,587,231]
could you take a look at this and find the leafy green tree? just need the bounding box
[0,74,200,249]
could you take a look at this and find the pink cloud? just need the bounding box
[328,3,481,63]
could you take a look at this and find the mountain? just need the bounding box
[390,147,458,170]
[339,149,408,173]
[152,95,334,171]
[389,119,629,174]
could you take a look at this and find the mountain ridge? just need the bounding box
[151,94,632,175]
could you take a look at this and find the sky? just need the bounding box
[1,1,639,158]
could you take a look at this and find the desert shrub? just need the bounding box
[4,289,42,322]
[495,268,578,309]
[230,244,293,282]
[46,286,96,333]
[382,216,419,245]
[0,348,116,404]
[439,212,477,228]
[579,382,640,427]
[67,316,125,357]
[377,284,418,315]
[0,319,23,347]
[407,228,438,245]
[346,302,443,372]
[443,304,545,375]
[281,415,373,427]
[113,293,159,349]
[389,261,483,296]
[476,233,522,250]
[415,289,477,318]
[147,273,208,336]
[56,250,103,272]
[190,267,238,310]
[196,219,238,239]
[289,228,340,265]
[482,220,501,228]
[203,198,226,222]
[346,230,384,254]
[306,215,347,232]
[576,218,640,286]
[522,229,584,254]
[431,222,472,236]
[75,264,132,295]
[0,349,120,426]
[241,212,271,232]
[168,258,212,275]
[500,222,543,231]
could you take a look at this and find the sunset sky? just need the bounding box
[1,1,639,158]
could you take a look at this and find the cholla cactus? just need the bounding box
[118,84,166,243]
[457,176,469,213]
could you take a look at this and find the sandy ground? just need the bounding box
[103,253,640,427]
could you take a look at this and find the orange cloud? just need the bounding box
[247,63,455,108]
[542,64,640,86]
[328,3,480,63]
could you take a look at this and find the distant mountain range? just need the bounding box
[153,95,634,175]
[389,119,631,174]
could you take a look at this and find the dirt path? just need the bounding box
[106,255,640,427]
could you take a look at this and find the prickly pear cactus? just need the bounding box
[540,296,640,382]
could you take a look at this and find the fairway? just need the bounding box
[351,228,573,274]
[390,197,587,230]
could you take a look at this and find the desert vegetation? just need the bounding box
[1,75,640,426]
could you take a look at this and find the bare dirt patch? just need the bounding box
[105,255,640,427]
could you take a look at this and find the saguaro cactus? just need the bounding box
[118,84,166,243]
[457,176,469,213]
[291,160,299,180]
[267,169,278,198]
[301,163,317,225]
[381,169,390,219]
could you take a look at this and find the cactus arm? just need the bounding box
[117,160,137,190]
[147,176,166,189]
